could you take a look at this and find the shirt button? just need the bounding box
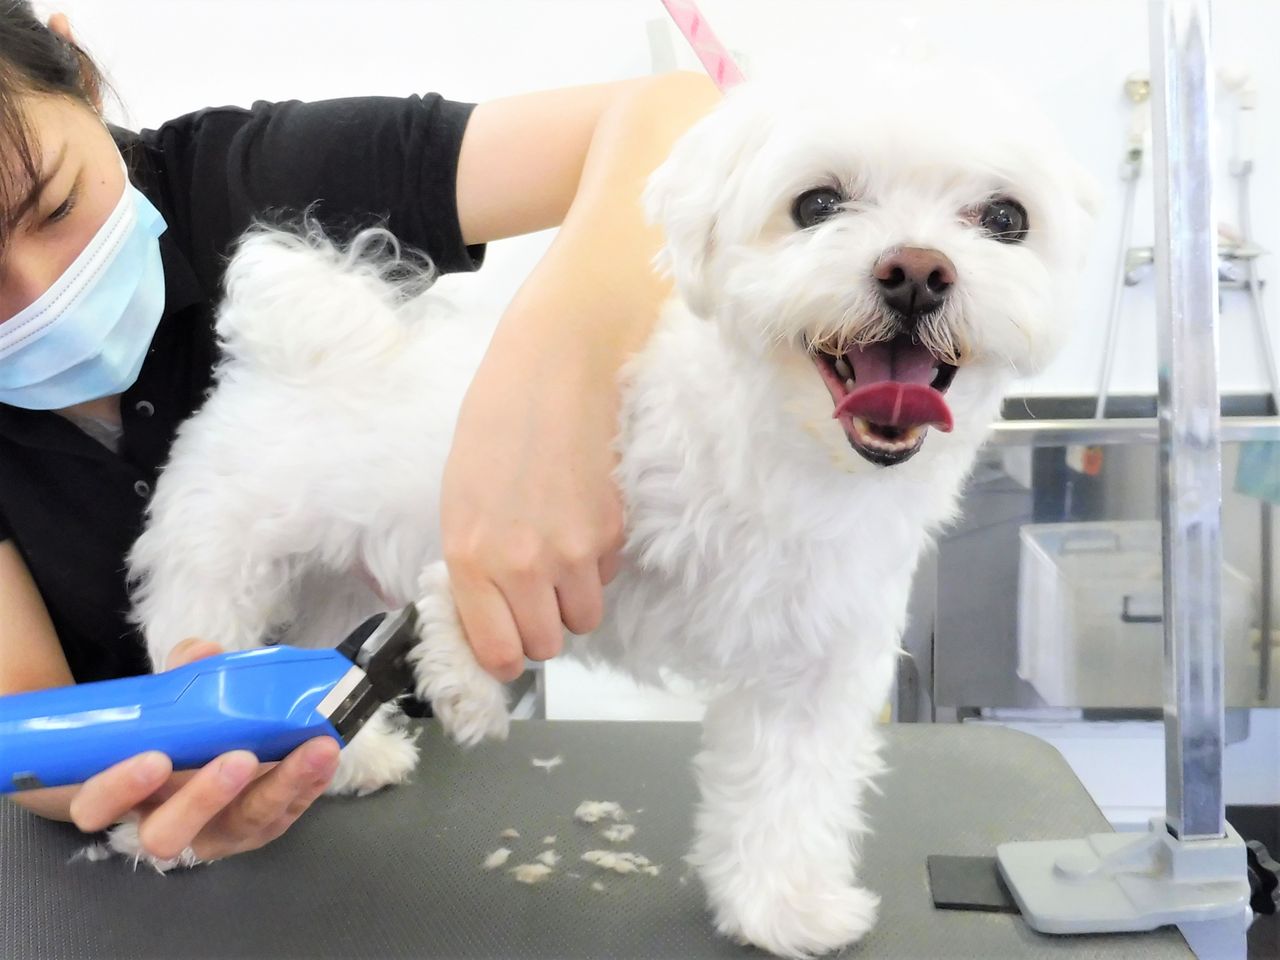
[135,400,155,417]
[134,480,151,498]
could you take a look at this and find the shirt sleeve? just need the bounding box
[140,95,485,292]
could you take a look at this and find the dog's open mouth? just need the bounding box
[810,334,957,466]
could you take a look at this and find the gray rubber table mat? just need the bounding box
[2,722,1192,959]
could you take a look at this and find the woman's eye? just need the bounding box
[979,198,1028,244]
[46,191,77,225]
[792,187,845,229]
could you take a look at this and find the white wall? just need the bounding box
[46,0,1280,400]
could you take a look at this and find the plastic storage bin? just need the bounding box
[1017,521,1254,707]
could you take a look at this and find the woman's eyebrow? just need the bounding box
[7,143,68,226]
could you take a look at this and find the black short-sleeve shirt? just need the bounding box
[0,94,484,683]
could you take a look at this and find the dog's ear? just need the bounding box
[643,88,770,318]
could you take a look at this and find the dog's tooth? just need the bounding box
[834,357,852,379]
[844,378,854,390]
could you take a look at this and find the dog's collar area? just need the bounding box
[808,335,958,466]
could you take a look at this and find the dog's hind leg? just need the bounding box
[128,487,312,671]
[128,469,422,795]
[689,646,896,959]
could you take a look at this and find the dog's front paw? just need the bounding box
[706,876,878,959]
[327,704,420,797]
[408,563,510,747]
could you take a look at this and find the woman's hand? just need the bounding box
[445,73,720,680]
[441,323,626,682]
[66,639,340,862]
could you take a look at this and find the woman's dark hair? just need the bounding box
[0,1,108,252]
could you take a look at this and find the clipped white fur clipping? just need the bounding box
[582,850,661,876]
[591,881,606,892]
[510,863,554,884]
[542,835,557,845]
[500,828,520,839]
[531,755,563,773]
[574,801,627,824]
[536,850,561,868]
[68,843,113,864]
[483,848,512,870]
[601,823,636,844]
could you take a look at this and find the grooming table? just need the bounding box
[1,723,1192,959]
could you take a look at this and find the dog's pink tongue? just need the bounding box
[832,340,954,432]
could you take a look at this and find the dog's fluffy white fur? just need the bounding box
[128,65,1094,957]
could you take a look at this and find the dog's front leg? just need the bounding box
[332,561,515,794]
[690,653,893,958]
[407,561,511,746]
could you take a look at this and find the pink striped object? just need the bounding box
[659,0,746,91]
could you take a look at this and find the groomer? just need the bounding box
[0,3,717,862]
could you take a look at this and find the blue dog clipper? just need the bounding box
[0,607,418,792]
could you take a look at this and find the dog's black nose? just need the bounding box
[874,247,956,319]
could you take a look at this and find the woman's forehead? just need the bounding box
[1,97,84,215]
[7,94,85,162]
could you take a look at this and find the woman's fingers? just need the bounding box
[133,751,259,861]
[556,561,605,637]
[68,751,172,833]
[449,567,526,682]
[194,737,340,858]
[598,550,622,587]
[498,569,567,661]
[444,529,612,668]
[451,540,605,671]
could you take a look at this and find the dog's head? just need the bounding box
[645,64,1097,469]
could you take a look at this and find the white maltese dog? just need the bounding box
[128,64,1094,957]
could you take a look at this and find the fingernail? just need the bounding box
[217,752,257,787]
[134,752,169,785]
[165,637,200,670]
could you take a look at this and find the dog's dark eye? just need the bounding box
[792,188,844,229]
[979,198,1029,244]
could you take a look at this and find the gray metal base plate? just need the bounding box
[998,818,1251,935]
[1,722,1193,958]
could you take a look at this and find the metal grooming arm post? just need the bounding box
[996,3,1251,956]
[1151,0,1224,848]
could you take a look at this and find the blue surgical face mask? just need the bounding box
[0,166,168,410]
